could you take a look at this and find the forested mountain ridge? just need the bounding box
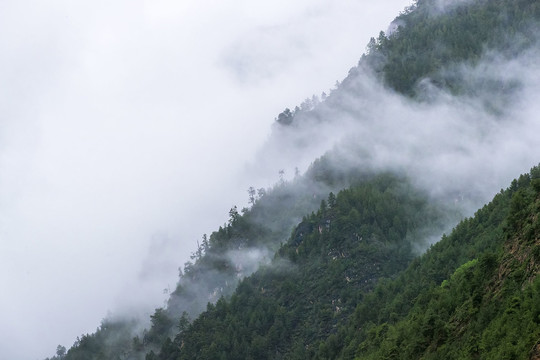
[45,0,540,358]
[47,166,359,360]
[260,0,540,196]
[275,0,539,129]
[363,0,540,96]
[149,174,449,359]
[130,165,540,360]
[330,168,540,359]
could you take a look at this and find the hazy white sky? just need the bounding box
[0,1,413,359]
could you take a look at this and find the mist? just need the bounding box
[251,44,540,222]
[0,1,415,359]
[171,40,540,334]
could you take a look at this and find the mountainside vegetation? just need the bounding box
[277,0,539,128]
[45,0,540,359]
[150,173,447,360]
[365,0,540,96]
[145,166,540,360]
[314,167,540,359]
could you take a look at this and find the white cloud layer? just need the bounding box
[251,46,540,221]
[0,1,412,359]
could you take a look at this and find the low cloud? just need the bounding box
[0,1,414,359]
[250,44,540,220]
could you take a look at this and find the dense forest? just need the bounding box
[314,168,540,359]
[148,167,540,360]
[152,174,448,359]
[45,0,540,359]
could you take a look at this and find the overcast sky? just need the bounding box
[0,1,413,359]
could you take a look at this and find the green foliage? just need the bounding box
[57,319,138,360]
[316,164,540,360]
[53,150,372,360]
[148,164,540,360]
[144,308,174,346]
[276,0,539,128]
[152,174,448,359]
[362,0,540,96]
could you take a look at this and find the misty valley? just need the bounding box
[42,0,540,359]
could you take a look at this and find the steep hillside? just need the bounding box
[257,0,540,199]
[44,0,540,359]
[148,174,447,359]
[322,167,540,359]
[364,0,540,96]
[147,170,539,359]
[46,163,359,360]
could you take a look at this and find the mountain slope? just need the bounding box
[334,167,540,359]
[149,170,539,359]
[148,173,448,360]
[44,0,540,358]
[47,165,355,360]
[364,0,540,96]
